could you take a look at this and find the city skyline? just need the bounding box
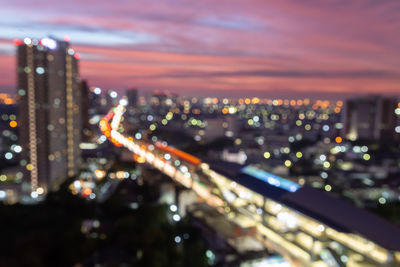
[0,0,400,97]
[1,2,400,266]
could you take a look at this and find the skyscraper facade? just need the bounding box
[80,80,91,141]
[17,37,81,196]
[126,88,138,108]
[342,95,398,141]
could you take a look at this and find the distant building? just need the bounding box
[150,90,167,107]
[342,95,398,141]
[150,90,178,108]
[87,86,103,114]
[126,88,138,108]
[17,37,81,196]
[106,90,118,109]
[203,117,225,142]
[0,104,19,167]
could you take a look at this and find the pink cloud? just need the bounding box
[0,0,399,97]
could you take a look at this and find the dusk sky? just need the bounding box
[0,0,399,98]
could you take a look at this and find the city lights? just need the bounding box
[40,37,57,49]
[110,91,118,98]
[9,121,17,128]
[1,7,400,265]
[119,98,128,106]
[97,96,399,267]
[23,37,32,45]
[94,87,102,95]
[173,214,181,222]
[324,185,332,192]
[35,67,45,74]
[170,204,178,212]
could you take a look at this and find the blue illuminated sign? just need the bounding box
[241,166,299,192]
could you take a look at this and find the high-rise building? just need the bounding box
[88,86,102,115]
[16,37,81,196]
[342,95,398,141]
[126,88,138,108]
[106,89,118,109]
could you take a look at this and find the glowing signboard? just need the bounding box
[241,165,299,192]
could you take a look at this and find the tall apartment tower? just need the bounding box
[126,88,138,108]
[16,37,81,196]
[342,95,397,141]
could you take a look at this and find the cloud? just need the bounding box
[0,0,400,96]
[156,69,399,79]
[194,15,263,31]
[0,42,14,56]
[0,22,160,47]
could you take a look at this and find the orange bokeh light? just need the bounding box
[4,98,14,105]
[9,121,17,128]
[82,188,92,197]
